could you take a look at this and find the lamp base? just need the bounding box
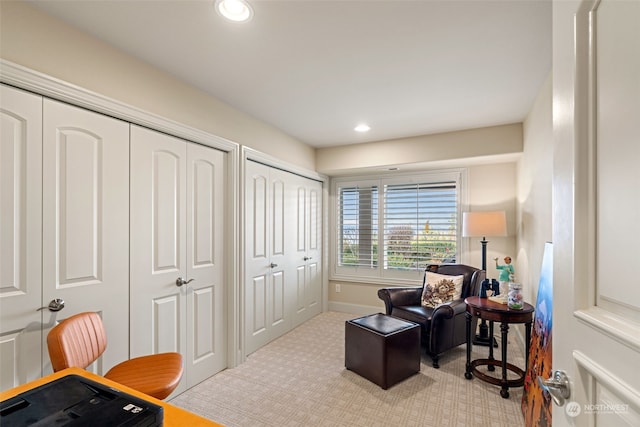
[473,320,498,347]
[473,334,498,347]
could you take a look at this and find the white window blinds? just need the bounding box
[383,181,457,270]
[337,185,378,269]
[334,171,462,281]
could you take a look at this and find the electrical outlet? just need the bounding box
[335,283,341,293]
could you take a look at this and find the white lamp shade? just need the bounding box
[462,211,507,237]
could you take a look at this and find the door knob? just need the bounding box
[37,298,65,312]
[303,256,312,261]
[176,277,195,287]
[538,370,571,406]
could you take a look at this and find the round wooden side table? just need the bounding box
[464,296,534,398]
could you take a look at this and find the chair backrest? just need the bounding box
[47,311,108,372]
[425,263,485,298]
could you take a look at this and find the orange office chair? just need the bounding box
[47,311,183,400]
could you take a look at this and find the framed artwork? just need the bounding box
[522,242,553,427]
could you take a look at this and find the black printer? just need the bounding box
[0,374,163,426]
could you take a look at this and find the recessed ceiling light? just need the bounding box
[354,124,370,132]
[215,0,253,22]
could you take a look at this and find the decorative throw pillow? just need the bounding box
[421,272,465,308]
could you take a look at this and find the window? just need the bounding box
[332,170,465,283]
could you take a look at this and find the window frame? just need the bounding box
[330,169,468,285]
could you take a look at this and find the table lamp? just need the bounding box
[462,210,507,346]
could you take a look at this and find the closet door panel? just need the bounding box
[306,184,323,310]
[250,276,268,334]
[55,128,101,285]
[297,187,306,252]
[42,99,129,374]
[295,265,306,313]
[192,287,214,357]
[271,270,285,326]
[293,185,308,315]
[244,162,270,354]
[153,295,181,354]
[251,174,268,259]
[130,125,187,376]
[185,143,226,386]
[0,85,43,389]
[268,174,287,336]
[291,177,323,327]
[272,178,285,257]
[153,151,182,272]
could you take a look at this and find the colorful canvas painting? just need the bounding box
[522,242,553,427]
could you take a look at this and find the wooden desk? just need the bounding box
[0,368,223,426]
[464,296,534,398]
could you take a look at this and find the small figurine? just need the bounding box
[495,256,515,282]
[495,256,515,295]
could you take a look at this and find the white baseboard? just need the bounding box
[327,302,383,316]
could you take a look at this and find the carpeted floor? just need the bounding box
[171,311,527,426]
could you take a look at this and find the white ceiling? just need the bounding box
[27,0,552,148]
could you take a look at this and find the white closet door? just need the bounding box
[185,142,226,386]
[42,99,130,374]
[244,161,290,355]
[129,125,187,387]
[291,176,323,328]
[269,167,291,340]
[305,179,323,318]
[0,85,43,389]
[131,125,227,392]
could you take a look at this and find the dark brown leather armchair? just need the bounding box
[377,264,485,368]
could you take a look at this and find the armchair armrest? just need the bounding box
[431,298,467,325]
[428,298,472,357]
[377,287,422,315]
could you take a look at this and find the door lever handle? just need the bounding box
[303,256,312,261]
[37,298,65,312]
[538,370,571,406]
[176,277,195,287]
[270,263,278,268]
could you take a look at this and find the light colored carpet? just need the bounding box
[171,311,526,426]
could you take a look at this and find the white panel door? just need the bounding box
[130,125,187,394]
[41,99,130,375]
[0,85,43,389]
[553,0,640,425]
[269,167,289,340]
[244,163,269,354]
[244,161,289,355]
[306,180,322,316]
[291,176,323,328]
[131,125,227,392]
[185,142,226,386]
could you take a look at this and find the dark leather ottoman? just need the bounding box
[345,313,420,389]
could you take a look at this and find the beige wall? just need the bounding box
[466,162,518,277]
[316,123,522,175]
[0,1,315,170]
[516,74,553,304]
